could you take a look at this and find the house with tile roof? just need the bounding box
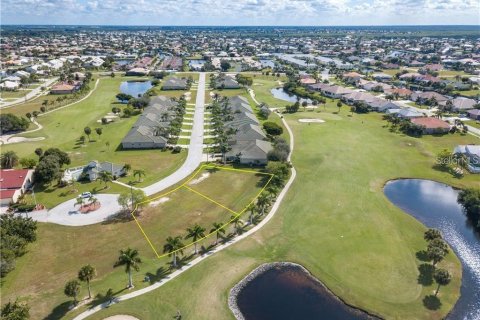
[0,169,33,206]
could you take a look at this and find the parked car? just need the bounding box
[80,192,92,199]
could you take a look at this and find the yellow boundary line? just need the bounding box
[129,164,274,258]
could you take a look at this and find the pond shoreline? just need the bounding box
[228,261,383,320]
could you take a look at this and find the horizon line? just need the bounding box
[2,24,479,27]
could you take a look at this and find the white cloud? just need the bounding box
[1,0,479,25]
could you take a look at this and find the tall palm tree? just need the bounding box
[246,203,256,225]
[114,248,142,288]
[230,215,244,235]
[1,151,19,169]
[185,224,206,254]
[210,222,226,245]
[163,236,184,268]
[256,193,271,216]
[98,171,113,188]
[133,169,146,182]
[78,264,96,299]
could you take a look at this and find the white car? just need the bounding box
[80,192,92,199]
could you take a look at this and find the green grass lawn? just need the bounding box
[1,89,33,99]
[85,105,478,320]
[465,120,480,130]
[453,89,480,98]
[1,166,266,320]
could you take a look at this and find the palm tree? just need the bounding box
[230,215,244,235]
[75,196,85,209]
[433,268,451,296]
[64,280,81,306]
[210,222,226,245]
[88,195,98,207]
[246,203,256,225]
[185,224,206,254]
[1,151,19,169]
[133,169,146,182]
[98,171,113,188]
[163,236,184,268]
[78,265,96,299]
[114,248,142,288]
[256,193,271,216]
[123,163,131,176]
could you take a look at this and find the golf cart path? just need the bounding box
[73,103,296,320]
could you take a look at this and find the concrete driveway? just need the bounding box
[26,194,121,226]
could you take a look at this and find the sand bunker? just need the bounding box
[0,136,45,144]
[149,197,170,207]
[298,119,325,123]
[188,172,210,185]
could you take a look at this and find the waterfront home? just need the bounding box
[453,145,480,173]
[162,77,188,90]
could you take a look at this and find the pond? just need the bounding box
[270,88,312,104]
[231,263,376,320]
[119,80,153,98]
[259,59,275,69]
[384,179,480,320]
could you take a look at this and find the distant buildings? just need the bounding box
[454,145,480,173]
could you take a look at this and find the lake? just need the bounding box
[232,263,375,320]
[384,179,480,320]
[270,88,312,104]
[119,80,153,98]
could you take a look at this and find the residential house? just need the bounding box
[410,91,448,105]
[343,72,364,84]
[214,75,240,89]
[160,56,183,70]
[453,145,480,173]
[121,96,177,149]
[162,77,188,90]
[0,169,33,206]
[50,81,81,94]
[411,117,451,134]
[0,81,20,91]
[322,85,354,99]
[63,161,125,182]
[451,97,477,112]
[467,109,480,120]
[225,140,273,165]
[372,73,393,82]
[395,108,424,119]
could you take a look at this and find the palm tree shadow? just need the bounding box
[43,301,71,320]
[423,295,442,310]
[418,263,435,286]
[145,266,170,284]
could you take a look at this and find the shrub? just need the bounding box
[263,121,283,136]
[172,146,182,153]
[0,114,29,134]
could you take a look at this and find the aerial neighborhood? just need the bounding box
[0,24,479,320]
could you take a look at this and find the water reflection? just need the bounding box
[384,179,480,320]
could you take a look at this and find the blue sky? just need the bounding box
[2,0,480,25]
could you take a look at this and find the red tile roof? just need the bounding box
[0,169,30,189]
[411,117,450,129]
[0,189,16,199]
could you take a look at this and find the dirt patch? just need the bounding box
[188,172,210,185]
[149,197,170,207]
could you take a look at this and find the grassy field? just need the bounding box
[85,103,478,320]
[0,89,33,99]
[1,165,267,320]
[453,89,480,98]
[1,75,195,207]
